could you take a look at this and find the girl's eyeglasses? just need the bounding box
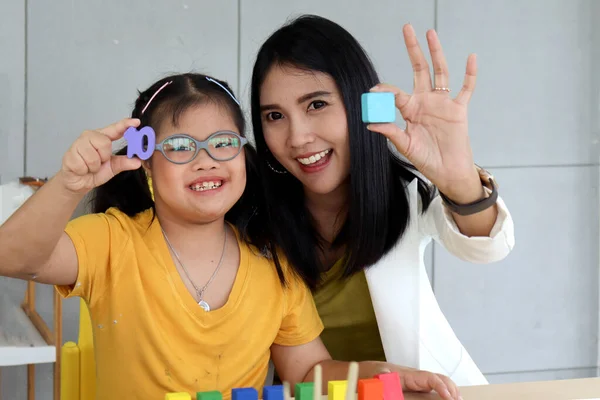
[154,131,248,164]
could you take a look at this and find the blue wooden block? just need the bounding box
[361,92,396,123]
[231,387,258,400]
[263,385,284,400]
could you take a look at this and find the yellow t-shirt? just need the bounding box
[312,259,386,363]
[57,208,323,400]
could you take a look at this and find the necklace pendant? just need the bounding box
[198,300,211,312]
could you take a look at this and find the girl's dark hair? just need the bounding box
[91,72,284,283]
[250,15,435,289]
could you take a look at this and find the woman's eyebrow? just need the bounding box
[260,90,332,112]
[296,90,332,104]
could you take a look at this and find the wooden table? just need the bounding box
[402,377,600,400]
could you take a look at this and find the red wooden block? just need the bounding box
[358,378,384,400]
[374,372,404,400]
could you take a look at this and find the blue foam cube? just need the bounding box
[231,387,258,400]
[361,92,396,123]
[263,385,284,400]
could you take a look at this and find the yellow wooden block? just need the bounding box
[165,393,192,400]
[328,380,348,400]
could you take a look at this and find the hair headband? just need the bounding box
[205,77,241,106]
[140,81,172,114]
[140,77,240,115]
[126,76,241,160]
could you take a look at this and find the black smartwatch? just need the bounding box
[439,165,499,216]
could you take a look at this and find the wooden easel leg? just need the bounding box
[27,364,35,400]
[25,281,36,400]
[26,281,35,313]
[21,281,63,399]
[54,291,62,400]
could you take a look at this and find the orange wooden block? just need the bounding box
[358,378,384,400]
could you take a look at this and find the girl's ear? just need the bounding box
[142,160,151,178]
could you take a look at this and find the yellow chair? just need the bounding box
[60,298,96,400]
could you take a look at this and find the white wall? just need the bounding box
[593,0,600,378]
[432,0,600,383]
[0,0,25,184]
[0,0,598,398]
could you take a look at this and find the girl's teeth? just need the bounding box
[297,150,330,165]
[190,181,222,191]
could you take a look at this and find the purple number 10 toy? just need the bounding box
[124,126,156,160]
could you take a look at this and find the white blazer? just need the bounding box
[365,179,515,386]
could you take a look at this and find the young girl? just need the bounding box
[250,14,515,388]
[0,72,460,400]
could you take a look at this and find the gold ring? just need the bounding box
[433,87,451,92]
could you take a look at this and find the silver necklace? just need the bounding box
[161,227,227,312]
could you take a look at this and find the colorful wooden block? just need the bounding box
[263,385,284,400]
[295,382,314,400]
[165,393,192,400]
[357,378,384,400]
[197,390,222,400]
[374,372,404,400]
[361,92,396,123]
[232,387,258,400]
[328,380,348,400]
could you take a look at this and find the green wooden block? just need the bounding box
[295,382,314,400]
[197,391,222,400]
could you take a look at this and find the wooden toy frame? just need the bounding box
[0,177,62,400]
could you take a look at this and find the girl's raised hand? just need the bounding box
[59,118,143,194]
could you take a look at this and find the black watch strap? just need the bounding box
[439,166,499,216]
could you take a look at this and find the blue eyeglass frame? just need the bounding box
[154,130,248,164]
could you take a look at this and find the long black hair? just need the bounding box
[91,72,285,283]
[250,15,435,289]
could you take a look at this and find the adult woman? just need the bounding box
[250,15,515,386]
